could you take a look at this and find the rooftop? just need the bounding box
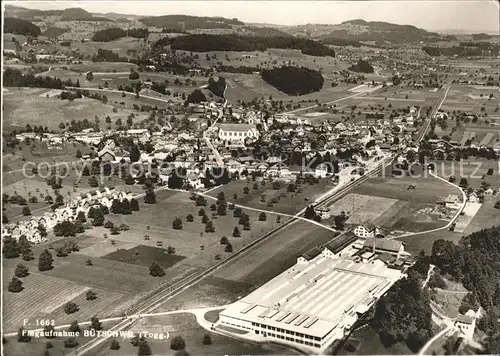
[220,258,402,338]
[219,123,257,132]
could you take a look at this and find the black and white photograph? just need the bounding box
[1,1,499,355]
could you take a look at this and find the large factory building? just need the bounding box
[217,256,404,353]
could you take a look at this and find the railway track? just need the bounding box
[72,156,392,355]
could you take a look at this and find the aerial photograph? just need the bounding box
[1,1,499,355]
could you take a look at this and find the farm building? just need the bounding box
[217,257,404,353]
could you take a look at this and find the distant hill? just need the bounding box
[4,5,113,22]
[332,19,441,43]
[139,14,243,30]
[285,19,442,44]
[4,17,41,36]
[60,8,113,22]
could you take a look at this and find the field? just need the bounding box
[2,87,148,132]
[207,177,335,215]
[348,170,461,233]
[440,84,498,116]
[328,193,399,224]
[87,189,286,266]
[432,159,499,190]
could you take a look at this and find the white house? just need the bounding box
[354,220,380,238]
[218,124,259,146]
[454,310,477,341]
[315,163,329,178]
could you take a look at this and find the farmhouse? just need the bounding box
[217,257,403,353]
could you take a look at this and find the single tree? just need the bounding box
[64,302,79,314]
[38,249,53,271]
[232,227,241,237]
[170,336,186,350]
[110,339,121,350]
[225,243,233,253]
[15,263,29,278]
[86,290,97,300]
[258,212,267,221]
[172,217,183,230]
[68,321,81,333]
[149,262,165,277]
[202,333,212,345]
[89,316,102,331]
[8,277,23,293]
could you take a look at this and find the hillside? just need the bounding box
[4,17,41,37]
[139,14,243,30]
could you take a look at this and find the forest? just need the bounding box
[92,27,150,42]
[3,68,77,89]
[431,226,500,353]
[348,59,374,73]
[4,17,41,36]
[156,34,335,57]
[207,77,226,98]
[371,254,433,352]
[261,66,324,95]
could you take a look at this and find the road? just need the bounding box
[418,325,454,355]
[70,155,392,355]
[416,84,451,143]
[202,86,227,167]
[422,264,436,289]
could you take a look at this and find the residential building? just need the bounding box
[354,220,380,238]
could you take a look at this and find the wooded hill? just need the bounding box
[4,17,41,36]
[155,34,335,57]
[140,14,243,30]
